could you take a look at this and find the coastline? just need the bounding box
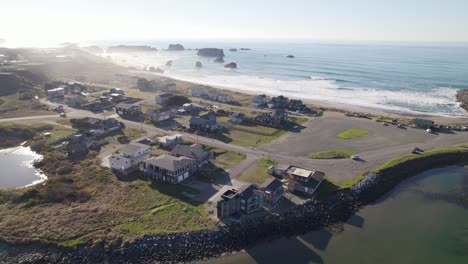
[2,145,468,263]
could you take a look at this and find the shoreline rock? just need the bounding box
[224,62,237,69]
[168,44,185,51]
[456,89,468,112]
[197,48,225,57]
[196,61,203,68]
[214,57,224,63]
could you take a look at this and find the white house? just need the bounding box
[108,143,151,173]
[156,134,183,147]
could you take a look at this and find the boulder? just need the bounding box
[197,48,224,57]
[214,57,224,63]
[286,55,295,58]
[196,61,203,68]
[166,60,173,67]
[168,44,185,51]
[224,62,237,69]
[456,89,468,112]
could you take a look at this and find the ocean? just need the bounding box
[96,40,468,116]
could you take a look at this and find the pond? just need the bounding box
[203,166,468,264]
[0,144,46,189]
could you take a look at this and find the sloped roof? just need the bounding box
[144,154,195,171]
[119,143,149,156]
[171,144,210,161]
[259,178,283,192]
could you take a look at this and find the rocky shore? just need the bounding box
[456,89,468,112]
[2,150,468,263]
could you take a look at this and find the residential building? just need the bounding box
[170,143,212,166]
[156,134,182,148]
[146,107,175,123]
[155,93,173,104]
[268,95,289,109]
[47,87,65,100]
[252,109,289,128]
[189,112,218,132]
[115,103,142,117]
[285,166,325,195]
[217,93,233,103]
[188,86,209,97]
[250,94,267,108]
[108,143,151,173]
[110,87,124,95]
[64,94,87,108]
[216,184,264,218]
[102,118,121,131]
[259,178,284,208]
[81,101,103,112]
[228,112,245,124]
[267,164,291,178]
[217,189,241,218]
[140,154,196,183]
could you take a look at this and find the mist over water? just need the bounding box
[100,41,468,116]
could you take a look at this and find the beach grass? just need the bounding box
[308,149,353,159]
[236,158,277,184]
[337,128,369,139]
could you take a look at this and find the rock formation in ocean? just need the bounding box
[456,89,468,112]
[286,55,295,58]
[107,45,157,53]
[214,57,224,63]
[149,66,164,73]
[229,48,237,52]
[197,48,224,57]
[224,62,237,69]
[240,48,251,50]
[168,44,185,51]
[166,60,173,67]
[195,61,203,68]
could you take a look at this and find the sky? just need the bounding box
[1,0,468,47]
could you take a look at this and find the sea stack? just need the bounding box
[197,48,225,57]
[196,61,203,68]
[286,55,295,58]
[168,44,185,51]
[224,62,237,69]
[229,48,237,52]
[166,60,173,67]
[214,57,224,63]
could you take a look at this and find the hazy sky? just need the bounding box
[2,0,468,46]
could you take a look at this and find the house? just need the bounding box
[170,144,212,166]
[285,166,325,195]
[252,109,289,128]
[102,118,121,131]
[268,164,291,178]
[81,101,103,112]
[140,154,196,183]
[110,93,125,103]
[108,143,151,174]
[182,103,205,113]
[155,93,173,104]
[217,189,241,218]
[189,112,219,132]
[228,112,245,124]
[250,94,267,108]
[99,96,112,107]
[47,87,65,100]
[53,105,64,113]
[259,178,284,208]
[156,134,182,147]
[238,184,264,215]
[110,87,124,95]
[189,86,209,97]
[146,107,175,123]
[268,95,289,109]
[413,118,434,129]
[288,99,306,111]
[217,93,233,103]
[115,103,142,117]
[64,94,87,108]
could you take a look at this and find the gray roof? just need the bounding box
[157,93,173,98]
[116,102,139,110]
[171,144,210,161]
[259,178,283,192]
[119,143,149,156]
[237,184,261,199]
[144,154,195,171]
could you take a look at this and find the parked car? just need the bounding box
[60,112,67,118]
[351,155,360,160]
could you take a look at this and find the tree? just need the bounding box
[136,78,150,91]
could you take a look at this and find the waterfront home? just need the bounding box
[156,134,182,148]
[228,112,245,124]
[412,118,434,129]
[267,164,291,178]
[288,99,308,112]
[252,109,289,128]
[170,143,212,166]
[238,184,264,214]
[188,86,209,97]
[110,87,124,95]
[108,143,151,174]
[115,103,142,118]
[217,93,233,103]
[189,112,219,132]
[155,93,173,104]
[81,101,103,112]
[250,94,267,108]
[268,95,289,109]
[179,103,205,115]
[47,87,65,100]
[140,154,196,183]
[217,189,241,218]
[285,166,325,195]
[102,118,121,131]
[64,94,87,108]
[146,107,175,123]
[259,178,284,208]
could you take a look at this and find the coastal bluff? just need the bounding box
[197,48,224,57]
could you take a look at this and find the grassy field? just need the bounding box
[308,149,353,159]
[236,158,277,184]
[0,95,51,118]
[227,129,287,147]
[337,128,369,139]
[207,146,246,170]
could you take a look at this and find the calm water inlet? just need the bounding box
[204,166,468,264]
[0,145,46,189]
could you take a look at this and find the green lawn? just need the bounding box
[337,128,369,139]
[206,146,246,170]
[227,129,287,147]
[236,158,277,184]
[0,95,51,118]
[308,149,353,159]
